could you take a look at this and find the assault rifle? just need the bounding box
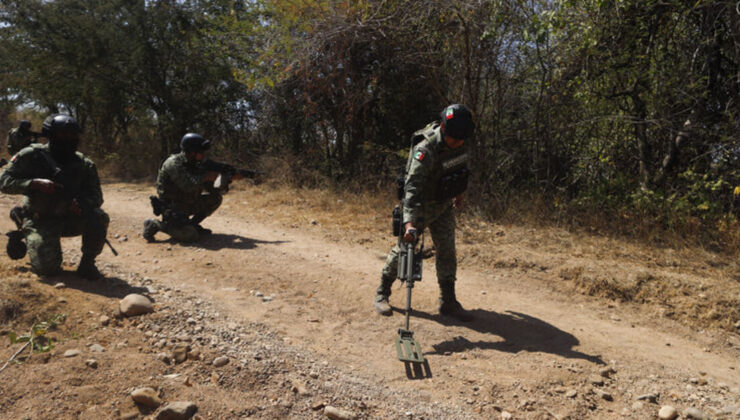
[200,159,259,192]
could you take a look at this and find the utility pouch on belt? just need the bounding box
[392,205,402,236]
[149,195,164,216]
[436,167,469,201]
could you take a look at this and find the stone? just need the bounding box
[599,367,616,378]
[172,344,188,364]
[120,294,154,317]
[632,401,644,411]
[324,406,355,420]
[90,344,105,353]
[157,353,170,364]
[291,379,310,396]
[131,387,162,408]
[213,356,229,367]
[155,401,197,420]
[565,390,577,398]
[64,349,81,358]
[99,315,110,326]
[636,393,659,403]
[54,282,66,289]
[595,389,613,401]
[589,376,605,386]
[683,407,707,420]
[85,359,98,369]
[501,412,513,420]
[187,348,201,361]
[658,405,678,420]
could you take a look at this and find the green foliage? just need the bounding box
[8,313,66,353]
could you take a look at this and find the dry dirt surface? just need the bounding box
[0,182,739,420]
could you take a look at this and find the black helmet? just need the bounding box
[180,133,211,153]
[18,120,31,131]
[440,104,475,140]
[41,114,81,139]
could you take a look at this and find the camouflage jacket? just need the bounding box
[402,122,469,225]
[156,152,208,207]
[0,144,103,217]
[7,128,34,156]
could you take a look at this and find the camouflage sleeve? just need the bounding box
[0,150,35,195]
[6,129,16,155]
[161,157,205,195]
[78,159,104,209]
[402,145,432,225]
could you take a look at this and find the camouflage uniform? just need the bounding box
[378,122,469,305]
[0,144,109,275]
[7,128,35,156]
[148,152,222,242]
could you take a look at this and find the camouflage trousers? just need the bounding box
[22,208,110,276]
[379,204,457,300]
[152,193,222,243]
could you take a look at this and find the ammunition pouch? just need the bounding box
[436,167,469,201]
[6,230,26,260]
[392,205,402,236]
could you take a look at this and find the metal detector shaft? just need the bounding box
[404,240,414,331]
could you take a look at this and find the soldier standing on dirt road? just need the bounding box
[374,104,475,322]
[143,133,230,243]
[0,114,109,280]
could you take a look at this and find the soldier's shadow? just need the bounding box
[176,233,289,251]
[37,271,149,299]
[401,308,604,365]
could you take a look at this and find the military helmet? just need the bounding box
[180,133,211,153]
[18,120,31,131]
[41,114,81,139]
[440,104,475,140]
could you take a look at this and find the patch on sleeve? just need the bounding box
[414,150,426,161]
[445,107,454,120]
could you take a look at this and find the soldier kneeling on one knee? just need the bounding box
[0,114,109,280]
[143,133,229,243]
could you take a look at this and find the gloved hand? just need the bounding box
[29,179,61,194]
[69,198,82,216]
[403,223,418,243]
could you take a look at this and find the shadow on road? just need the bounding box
[400,307,604,365]
[160,233,289,251]
[38,271,149,299]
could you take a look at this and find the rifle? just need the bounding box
[200,159,259,192]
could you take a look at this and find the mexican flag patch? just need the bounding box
[445,107,454,120]
[414,150,425,161]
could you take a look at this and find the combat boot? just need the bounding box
[439,283,473,322]
[77,254,102,280]
[373,277,394,316]
[190,214,212,236]
[143,219,159,242]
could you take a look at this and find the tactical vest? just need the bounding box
[408,123,469,202]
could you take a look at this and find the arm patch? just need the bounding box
[414,150,426,162]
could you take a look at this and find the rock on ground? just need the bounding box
[324,405,355,420]
[131,387,162,408]
[658,405,679,420]
[155,401,197,420]
[119,294,154,317]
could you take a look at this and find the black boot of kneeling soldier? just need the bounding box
[439,283,473,322]
[77,254,102,280]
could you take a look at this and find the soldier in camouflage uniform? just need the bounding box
[7,120,38,156]
[375,104,475,322]
[143,133,223,243]
[0,115,109,279]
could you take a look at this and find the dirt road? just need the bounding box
[1,183,738,419]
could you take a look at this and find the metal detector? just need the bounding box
[394,229,425,364]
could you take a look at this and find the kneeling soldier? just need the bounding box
[143,133,224,243]
[0,114,109,279]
